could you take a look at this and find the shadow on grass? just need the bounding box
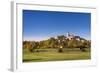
[23,58,42,62]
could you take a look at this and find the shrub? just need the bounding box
[58,48,63,53]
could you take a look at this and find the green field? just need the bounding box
[23,48,91,62]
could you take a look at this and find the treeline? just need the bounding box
[23,35,91,52]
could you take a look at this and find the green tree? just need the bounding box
[48,37,58,48]
[57,35,67,48]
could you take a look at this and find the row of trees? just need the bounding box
[23,35,91,52]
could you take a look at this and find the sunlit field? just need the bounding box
[23,48,91,62]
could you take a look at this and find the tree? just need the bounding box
[57,35,67,48]
[23,34,91,52]
[67,39,87,51]
[68,39,78,48]
[48,37,58,48]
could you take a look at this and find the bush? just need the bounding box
[80,46,86,52]
[58,48,63,53]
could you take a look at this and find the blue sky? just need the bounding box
[23,10,91,41]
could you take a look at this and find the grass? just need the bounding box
[23,48,91,62]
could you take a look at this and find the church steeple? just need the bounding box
[67,32,70,37]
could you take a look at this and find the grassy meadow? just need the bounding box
[23,48,91,62]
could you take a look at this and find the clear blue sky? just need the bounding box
[23,10,91,41]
